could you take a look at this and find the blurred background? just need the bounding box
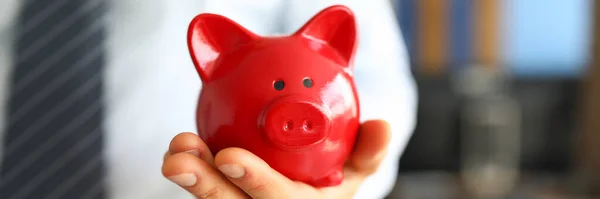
[386,0,599,198]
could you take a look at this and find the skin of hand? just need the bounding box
[162,120,391,199]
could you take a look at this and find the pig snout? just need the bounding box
[260,99,331,149]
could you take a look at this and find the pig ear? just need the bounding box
[187,13,258,82]
[294,5,358,66]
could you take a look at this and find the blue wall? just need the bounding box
[502,0,592,77]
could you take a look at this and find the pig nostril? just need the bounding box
[302,120,313,131]
[283,120,294,131]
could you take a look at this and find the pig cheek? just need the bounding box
[192,68,273,158]
[321,78,360,155]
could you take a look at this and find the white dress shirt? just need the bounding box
[0,0,417,198]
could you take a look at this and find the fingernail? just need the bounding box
[218,164,245,179]
[185,149,200,157]
[167,173,197,187]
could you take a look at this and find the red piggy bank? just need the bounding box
[187,5,360,187]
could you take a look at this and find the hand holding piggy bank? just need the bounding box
[187,5,360,187]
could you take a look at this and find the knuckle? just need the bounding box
[246,180,273,194]
[197,186,223,199]
[163,151,170,161]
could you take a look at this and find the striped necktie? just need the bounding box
[0,0,108,198]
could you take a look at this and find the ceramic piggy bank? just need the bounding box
[187,5,360,187]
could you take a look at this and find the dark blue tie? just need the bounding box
[1,0,108,198]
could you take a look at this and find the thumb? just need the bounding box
[349,120,392,175]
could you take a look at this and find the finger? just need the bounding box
[349,120,391,175]
[214,148,297,199]
[168,132,214,164]
[163,151,170,162]
[162,152,248,199]
[162,150,192,163]
[317,167,365,198]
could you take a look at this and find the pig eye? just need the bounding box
[273,80,285,90]
[302,78,313,88]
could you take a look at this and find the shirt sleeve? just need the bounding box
[282,1,418,198]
